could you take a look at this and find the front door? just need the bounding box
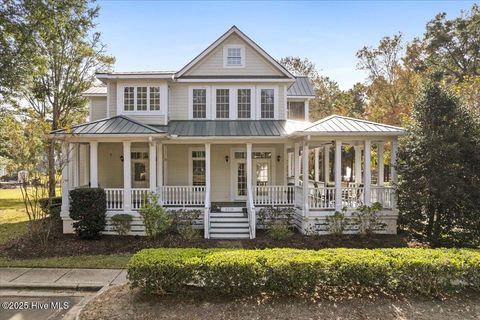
[131,151,149,189]
[231,151,273,201]
[234,161,247,200]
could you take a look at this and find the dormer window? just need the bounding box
[224,45,245,68]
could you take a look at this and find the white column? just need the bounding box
[123,141,131,212]
[68,143,75,189]
[302,142,309,215]
[377,142,385,186]
[391,139,398,185]
[149,141,157,192]
[61,141,70,217]
[294,142,300,186]
[314,147,320,182]
[354,145,362,185]
[156,143,163,187]
[324,145,330,183]
[364,140,372,205]
[205,143,211,208]
[89,141,98,188]
[334,140,342,211]
[246,142,253,200]
[287,152,292,177]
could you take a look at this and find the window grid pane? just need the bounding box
[137,87,147,111]
[149,87,160,111]
[287,101,305,120]
[216,89,229,118]
[261,89,274,119]
[192,89,207,119]
[227,47,242,65]
[124,87,134,111]
[237,89,251,118]
[192,160,206,186]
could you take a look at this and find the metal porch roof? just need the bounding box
[52,115,165,135]
[303,115,404,134]
[287,77,315,97]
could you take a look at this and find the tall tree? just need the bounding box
[1,0,114,196]
[397,74,480,246]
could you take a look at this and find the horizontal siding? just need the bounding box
[169,83,189,120]
[98,142,124,188]
[185,33,284,77]
[89,97,107,121]
[108,81,117,117]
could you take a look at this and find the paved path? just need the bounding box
[0,268,127,290]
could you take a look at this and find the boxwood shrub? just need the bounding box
[69,188,106,239]
[128,248,480,296]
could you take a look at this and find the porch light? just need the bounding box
[120,155,124,162]
[277,155,281,162]
[225,155,229,163]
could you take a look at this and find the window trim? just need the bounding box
[121,85,163,114]
[214,87,231,119]
[188,86,211,119]
[256,86,278,119]
[223,44,245,68]
[188,147,206,186]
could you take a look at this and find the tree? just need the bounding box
[357,34,420,125]
[396,74,480,246]
[1,0,114,196]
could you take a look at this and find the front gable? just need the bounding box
[177,26,293,79]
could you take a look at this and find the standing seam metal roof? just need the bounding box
[303,115,404,133]
[287,77,315,97]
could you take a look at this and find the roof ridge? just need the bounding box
[328,115,404,130]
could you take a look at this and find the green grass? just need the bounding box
[0,188,29,245]
[0,254,132,269]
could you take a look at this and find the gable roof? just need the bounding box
[83,85,107,96]
[287,77,315,97]
[301,115,404,135]
[51,115,165,135]
[176,26,295,79]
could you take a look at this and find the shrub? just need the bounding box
[326,207,349,235]
[351,202,385,235]
[128,248,480,297]
[169,209,201,241]
[111,214,133,236]
[139,192,172,238]
[69,188,106,239]
[38,196,62,220]
[258,206,295,240]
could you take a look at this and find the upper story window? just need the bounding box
[124,87,134,111]
[260,89,274,119]
[237,89,251,119]
[123,86,161,112]
[223,45,245,68]
[216,89,230,118]
[287,101,305,121]
[192,89,207,119]
[149,87,160,111]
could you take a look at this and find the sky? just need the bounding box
[96,0,477,89]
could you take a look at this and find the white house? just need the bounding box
[53,26,404,239]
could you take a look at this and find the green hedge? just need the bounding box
[69,188,106,239]
[128,248,480,296]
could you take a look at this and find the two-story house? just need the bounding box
[53,26,404,239]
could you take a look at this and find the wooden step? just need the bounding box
[210,222,249,228]
[209,227,250,234]
[210,233,250,239]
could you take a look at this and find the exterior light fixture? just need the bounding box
[120,155,124,162]
[277,155,281,162]
[225,155,229,163]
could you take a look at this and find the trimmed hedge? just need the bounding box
[128,248,480,296]
[69,188,106,239]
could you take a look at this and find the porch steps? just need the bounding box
[209,208,250,240]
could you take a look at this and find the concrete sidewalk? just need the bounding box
[0,268,127,291]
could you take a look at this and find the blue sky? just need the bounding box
[96,1,477,89]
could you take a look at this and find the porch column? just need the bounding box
[123,141,132,212]
[68,143,75,189]
[149,141,157,193]
[89,141,98,187]
[354,145,362,185]
[205,143,211,209]
[156,143,163,187]
[314,147,320,182]
[61,141,70,218]
[334,140,342,211]
[246,142,253,199]
[287,152,293,177]
[293,142,300,186]
[302,142,309,215]
[364,140,372,205]
[377,142,385,186]
[391,139,398,209]
[324,145,330,183]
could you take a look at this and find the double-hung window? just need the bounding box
[149,87,160,111]
[192,89,207,119]
[124,87,134,111]
[191,150,206,186]
[224,45,244,67]
[216,89,229,118]
[237,89,251,119]
[260,89,275,119]
[136,87,147,111]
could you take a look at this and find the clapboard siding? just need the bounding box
[89,96,107,121]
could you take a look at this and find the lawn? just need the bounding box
[0,188,29,245]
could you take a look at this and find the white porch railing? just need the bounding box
[131,188,149,211]
[371,186,394,209]
[159,186,206,206]
[341,187,364,209]
[254,185,294,206]
[308,187,336,209]
[105,188,124,211]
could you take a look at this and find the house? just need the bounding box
[53,26,404,239]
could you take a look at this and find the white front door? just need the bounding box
[233,160,247,201]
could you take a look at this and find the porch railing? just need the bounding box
[159,186,206,206]
[105,188,124,211]
[131,188,149,210]
[371,186,394,209]
[254,185,294,206]
[341,187,364,209]
[308,187,336,209]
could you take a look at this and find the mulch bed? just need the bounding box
[0,229,424,259]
